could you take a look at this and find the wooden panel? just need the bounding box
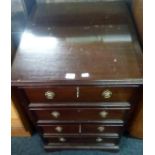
[12,102,21,122]
[11,88,33,137]
[44,136,119,144]
[44,143,119,151]
[38,124,79,134]
[79,86,138,102]
[11,127,31,137]
[11,1,142,86]
[129,96,143,138]
[24,86,138,103]
[129,0,143,139]
[24,87,76,102]
[28,102,131,108]
[11,101,24,128]
[81,124,123,134]
[11,101,31,136]
[132,0,143,42]
[30,107,130,122]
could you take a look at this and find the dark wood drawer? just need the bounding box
[24,87,76,102]
[38,124,122,135]
[81,124,123,134]
[79,87,138,102]
[38,124,79,134]
[30,107,130,122]
[24,86,138,103]
[44,136,119,144]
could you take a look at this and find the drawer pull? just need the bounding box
[45,91,55,99]
[99,111,108,118]
[59,137,66,142]
[51,111,60,118]
[55,126,63,133]
[96,137,103,142]
[76,87,80,98]
[102,90,112,99]
[97,126,105,132]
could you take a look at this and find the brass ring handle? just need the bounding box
[45,91,55,100]
[99,111,108,118]
[96,137,103,142]
[55,126,63,133]
[51,111,60,118]
[101,89,112,99]
[97,126,105,132]
[59,137,66,142]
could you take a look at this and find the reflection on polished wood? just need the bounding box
[12,1,142,86]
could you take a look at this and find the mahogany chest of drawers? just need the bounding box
[11,1,143,152]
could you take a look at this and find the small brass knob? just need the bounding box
[99,111,108,118]
[45,91,55,99]
[55,126,63,133]
[51,111,60,118]
[96,137,103,142]
[97,126,105,132]
[102,90,112,99]
[59,137,66,142]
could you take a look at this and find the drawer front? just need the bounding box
[45,136,119,144]
[24,86,137,103]
[31,108,130,121]
[24,87,76,102]
[38,124,79,134]
[81,124,122,134]
[78,87,138,102]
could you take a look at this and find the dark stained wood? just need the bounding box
[24,87,76,102]
[30,107,130,122]
[44,143,119,152]
[11,1,142,86]
[43,135,119,144]
[37,123,123,135]
[29,2,130,27]
[11,88,33,135]
[81,124,123,134]
[79,86,139,102]
[129,0,143,139]
[38,124,79,134]
[129,92,143,138]
[24,86,139,103]
[45,137,118,144]
[28,102,131,108]
[11,1,143,151]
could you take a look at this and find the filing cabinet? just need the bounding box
[11,1,143,152]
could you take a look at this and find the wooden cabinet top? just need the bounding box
[11,1,143,86]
